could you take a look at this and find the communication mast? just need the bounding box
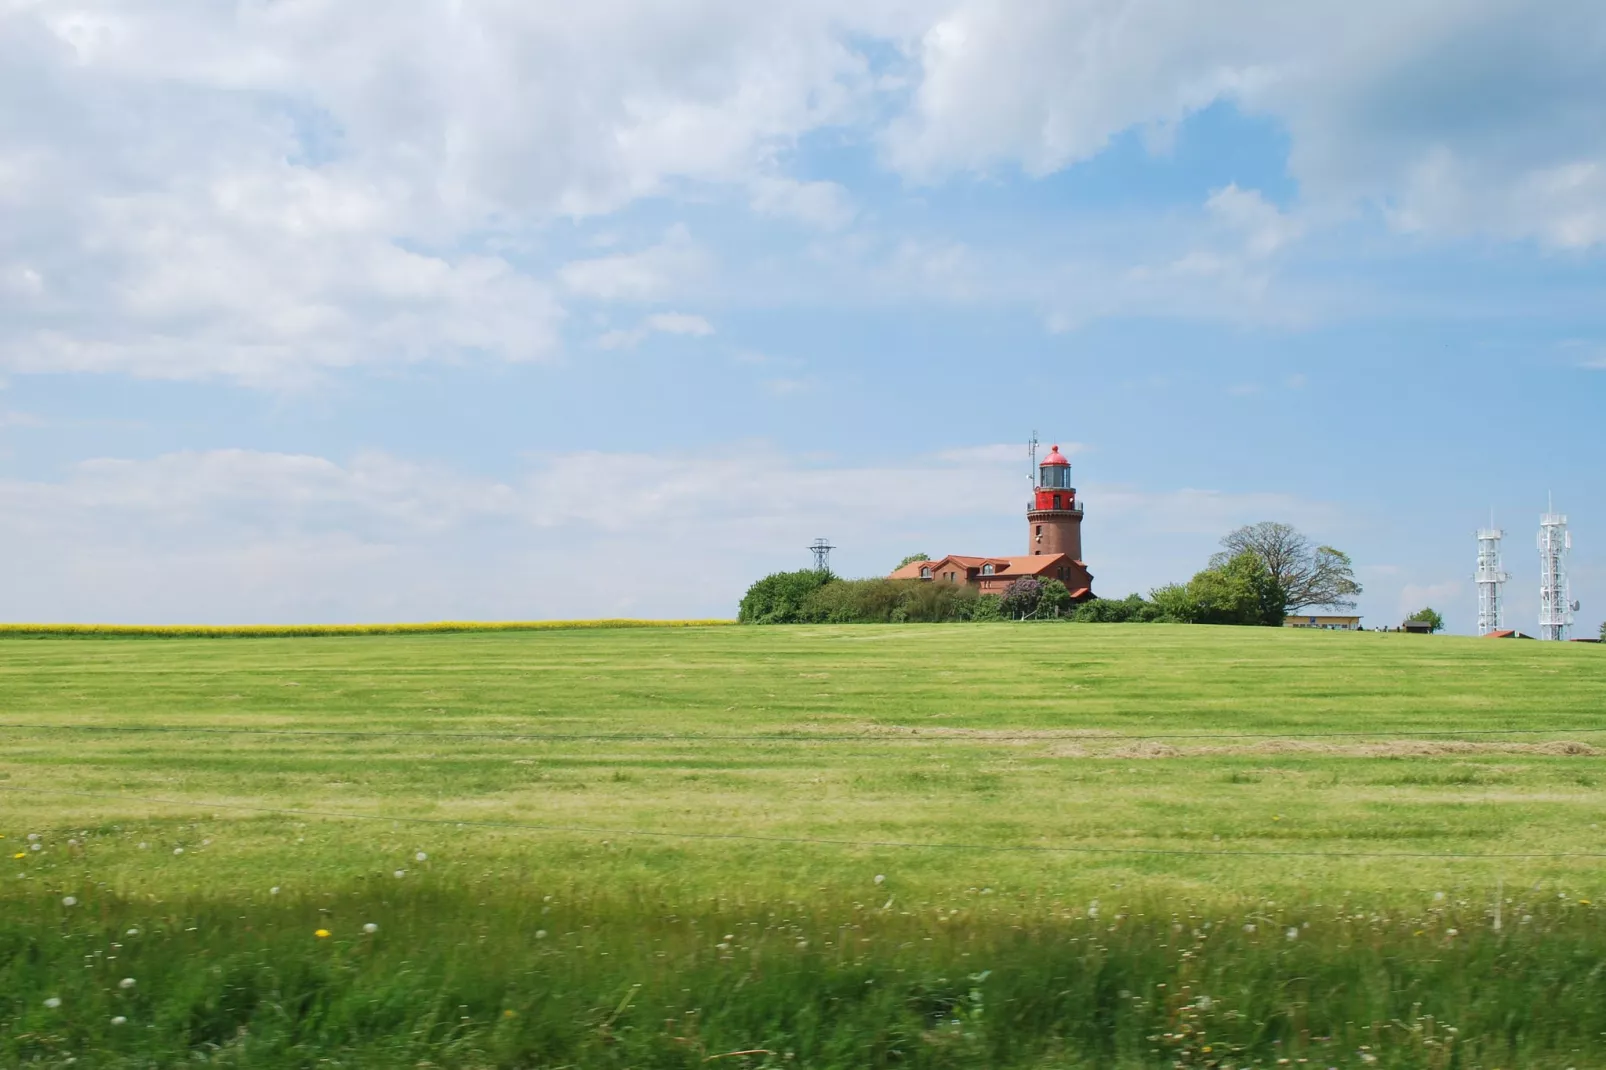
[1474,525,1509,635]
[1537,503,1576,640]
[1027,430,1039,487]
[808,537,835,572]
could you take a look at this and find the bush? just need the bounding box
[970,594,1004,622]
[896,580,982,622]
[737,569,836,624]
[1070,593,1166,623]
[802,578,980,623]
[999,577,1044,619]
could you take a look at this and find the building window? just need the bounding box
[981,564,995,575]
[1053,494,1061,510]
[919,566,931,579]
[1035,525,1042,537]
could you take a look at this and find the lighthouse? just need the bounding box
[1027,445,1084,559]
[887,437,1093,602]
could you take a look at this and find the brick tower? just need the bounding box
[1027,444,1083,559]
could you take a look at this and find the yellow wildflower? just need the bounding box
[315,928,331,939]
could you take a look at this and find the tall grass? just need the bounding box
[0,619,733,640]
[5,880,1602,1068]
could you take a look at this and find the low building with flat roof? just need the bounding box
[1285,614,1362,631]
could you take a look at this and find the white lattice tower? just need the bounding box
[1537,511,1573,641]
[1475,528,1509,635]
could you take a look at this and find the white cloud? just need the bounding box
[1,0,1602,387]
[748,176,856,228]
[1397,579,1464,620]
[645,312,715,337]
[594,310,715,350]
[882,0,1606,249]
[559,226,712,302]
[0,443,1345,622]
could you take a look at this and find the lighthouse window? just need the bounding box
[1053,494,1061,510]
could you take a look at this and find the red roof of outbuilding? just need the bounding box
[1041,445,1070,466]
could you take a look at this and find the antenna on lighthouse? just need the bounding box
[1474,520,1508,636]
[1028,430,1039,485]
[808,537,835,572]
[1538,504,1573,640]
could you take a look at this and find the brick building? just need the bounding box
[888,444,1093,599]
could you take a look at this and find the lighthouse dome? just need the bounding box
[1038,444,1073,489]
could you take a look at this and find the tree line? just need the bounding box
[739,521,1363,626]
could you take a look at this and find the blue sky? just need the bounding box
[0,1,1602,634]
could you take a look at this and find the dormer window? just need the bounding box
[981,563,995,576]
[919,566,932,579]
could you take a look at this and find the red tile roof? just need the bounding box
[890,553,1088,580]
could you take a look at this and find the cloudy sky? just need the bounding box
[1,0,1603,633]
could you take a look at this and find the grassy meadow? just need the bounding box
[2,623,1605,1068]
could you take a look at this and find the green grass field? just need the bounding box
[3,624,1604,1068]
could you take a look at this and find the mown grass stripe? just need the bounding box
[7,784,1605,860]
[2,722,1605,741]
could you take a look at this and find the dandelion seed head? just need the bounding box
[363,923,378,934]
[27,833,39,842]
[1446,928,1458,937]
[61,896,77,907]
[1286,927,1299,941]
[535,930,547,939]
[173,847,184,855]
[1434,891,1445,901]
[873,874,885,884]
[270,886,280,895]
[138,843,147,850]
[44,997,61,1009]
[30,844,40,851]
[1244,923,1256,933]
[415,852,427,862]
[126,928,139,936]
[111,1015,128,1026]
[394,870,406,879]
[118,977,136,989]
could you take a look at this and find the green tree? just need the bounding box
[737,569,835,624]
[1216,522,1361,615]
[896,553,931,569]
[1152,552,1284,626]
[1407,607,1446,633]
[1599,620,1606,642]
[1038,578,1074,617]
